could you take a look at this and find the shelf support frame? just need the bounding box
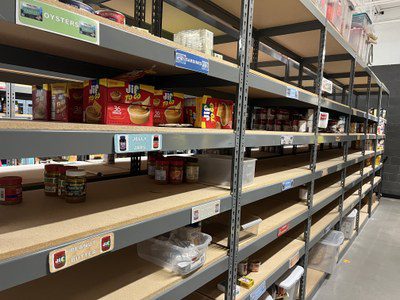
[151,0,164,37]
[226,0,254,298]
[134,0,147,28]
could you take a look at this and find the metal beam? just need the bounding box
[255,61,286,67]
[256,20,323,37]
[303,53,353,64]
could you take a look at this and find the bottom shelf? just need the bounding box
[339,230,357,261]
[305,268,327,300]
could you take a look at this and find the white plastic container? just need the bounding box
[195,154,257,188]
[309,230,344,274]
[275,266,304,300]
[137,232,212,275]
[342,209,357,239]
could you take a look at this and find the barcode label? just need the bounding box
[281,135,294,145]
[0,188,4,201]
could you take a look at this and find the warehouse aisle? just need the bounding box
[314,198,400,299]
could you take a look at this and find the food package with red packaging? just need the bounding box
[152,90,184,125]
[83,79,155,126]
[32,84,51,120]
[51,83,84,122]
[194,96,234,129]
[184,98,197,126]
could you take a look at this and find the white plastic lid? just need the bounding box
[320,230,344,246]
[277,266,304,289]
[347,209,358,218]
[66,169,86,177]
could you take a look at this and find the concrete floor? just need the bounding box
[314,198,400,300]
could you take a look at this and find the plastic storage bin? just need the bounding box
[327,0,343,31]
[275,266,304,300]
[352,13,372,33]
[195,154,257,188]
[312,0,328,16]
[137,231,212,275]
[342,209,357,239]
[340,0,353,40]
[308,230,344,274]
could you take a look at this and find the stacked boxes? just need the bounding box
[51,83,84,122]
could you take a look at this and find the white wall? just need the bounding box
[372,7,400,66]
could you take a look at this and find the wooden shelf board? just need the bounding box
[0,243,226,300]
[339,230,356,257]
[197,237,305,300]
[305,268,326,299]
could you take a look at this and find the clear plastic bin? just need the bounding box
[340,0,353,40]
[275,266,304,300]
[308,230,344,274]
[349,27,366,52]
[137,232,212,275]
[312,0,328,16]
[352,13,372,33]
[342,209,357,239]
[195,154,257,188]
[327,0,343,31]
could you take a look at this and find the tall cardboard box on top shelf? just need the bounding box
[51,83,84,122]
[83,79,155,126]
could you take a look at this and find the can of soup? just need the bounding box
[59,0,95,14]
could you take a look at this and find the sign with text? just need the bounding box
[16,0,99,45]
[192,200,221,223]
[49,233,114,273]
[281,135,294,145]
[322,78,333,94]
[286,86,299,100]
[114,134,162,153]
[175,50,209,74]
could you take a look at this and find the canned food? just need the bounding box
[96,9,126,24]
[59,0,95,13]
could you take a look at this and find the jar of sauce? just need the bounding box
[155,158,169,184]
[58,166,78,197]
[0,176,22,205]
[44,164,60,196]
[65,170,86,203]
[185,160,199,183]
[169,159,184,184]
[147,154,157,178]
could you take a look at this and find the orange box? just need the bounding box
[195,96,234,129]
[51,83,84,122]
[83,79,155,126]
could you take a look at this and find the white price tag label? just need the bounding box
[289,251,300,268]
[322,78,333,94]
[286,86,299,99]
[281,135,294,145]
[250,281,267,300]
[191,200,221,223]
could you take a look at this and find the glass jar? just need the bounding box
[58,166,78,197]
[44,164,60,196]
[65,169,86,203]
[147,154,157,178]
[0,176,22,205]
[169,159,184,184]
[186,161,199,183]
[155,159,169,184]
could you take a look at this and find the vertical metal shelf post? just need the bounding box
[299,26,327,300]
[134,0,146,28]
[151,0,163,37]
[368,87,382,216]
[226,0,254,298]
[5,83,16,119]
[377,93,389,200]
[355,76,371,233]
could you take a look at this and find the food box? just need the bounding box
[51,83,84,122]
[195,96,234,129]
[184,98,197,125]
[153,90,184,125]
[83,79,155,126]
[32,84,51,120]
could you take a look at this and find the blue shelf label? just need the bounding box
[286,86,299,99]
[175,49,209,74]
[114,134,162,153]
[282,179,294,191]
[250,281,266,300]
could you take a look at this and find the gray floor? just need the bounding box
[314,197,400,300]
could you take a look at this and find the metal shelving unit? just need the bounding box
[0,0,389,299]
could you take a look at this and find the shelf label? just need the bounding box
[16,0,100,45]
[323,225,331,235]
[49,233,114,273]
[286,86,299,99]
[281,135,294,145]
[282,179,294,191]
[322,78,333,94]
[175,50,209,74]
[192,200,221,223]
[250,281,267,300]
[114,134,162,153]
[289,251,300,268]
[277,223,290,237]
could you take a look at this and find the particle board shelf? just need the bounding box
[339,230,356,261]
[359,211,369,231]
[0,243,227,300]
[197,237,305,300]
[0,159,134,188]
[305,268,327,300]
[371,201,379,215]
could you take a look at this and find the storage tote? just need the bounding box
[342,209,357,239]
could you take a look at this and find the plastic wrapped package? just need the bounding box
[137,231,212,275]
[308,230,344,274]
[174,29,214,55]
[275,266,304,300]
[342,209,357,239]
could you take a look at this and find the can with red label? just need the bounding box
[96,10,126,24]
[0,176,22,205]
